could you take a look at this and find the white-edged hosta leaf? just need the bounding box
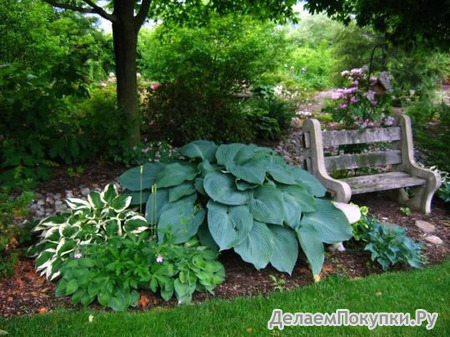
[110,195,132,212]
[290,167,326,197]
[101,184,118,204]
[204,172,252,205]
[145,189,169,225]
[299,199,352,244]
[250,184,285,225]
[158,201,205,244]
[206,201,253,250]
[296,222,324,276]
[156,162,198,188]
[117,163,164,191]
[169,183,196,202]
[179,140,218,162]
[87,191,104,209]
[124,216,149,233]
[66,198,91,211]
[234,221,273,270]
[268,225,298,274]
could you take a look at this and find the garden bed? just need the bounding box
[1,161,448,318]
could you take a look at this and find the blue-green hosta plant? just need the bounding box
[118,141,353,277]
[31,184,149,280]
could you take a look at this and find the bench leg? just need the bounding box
[404,185,434,214]
[384,188,410,204]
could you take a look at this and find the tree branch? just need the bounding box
[82,0,117,22]
[134,0,151,31]
[43,0,96,14]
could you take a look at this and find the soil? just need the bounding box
[1,160,449,318]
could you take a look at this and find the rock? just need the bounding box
[425,235,443,245]
[54,193,61,200]
[45,197,54,204]
[65,190,73,199]
[37,200,45,206]
[54,200,63,208]
[329,242,346,252]
[81,187,90,196]
[332,202,361,224]
[415,220,435,234]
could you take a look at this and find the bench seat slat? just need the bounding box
[342,172,426,194]
[325,150,402,171]
[322,127,401,147]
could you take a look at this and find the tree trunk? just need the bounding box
[112,1,140,146]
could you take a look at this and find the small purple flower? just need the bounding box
[340,103,348,110]
[74,253,82,259]
[331,92,342,100]
[350,96,358,104]
[384,116,396,126]
[156,255,164,263]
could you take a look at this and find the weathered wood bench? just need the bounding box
[302,115,441,213]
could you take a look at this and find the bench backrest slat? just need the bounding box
[324,150,402,171]
[322,127,401,147]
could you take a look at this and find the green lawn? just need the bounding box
[2,261,449,337]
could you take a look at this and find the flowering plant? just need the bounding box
[324,68,393,128]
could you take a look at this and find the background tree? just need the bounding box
[42,0,298,145]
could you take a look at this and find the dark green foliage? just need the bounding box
[118,141,353,276]
[55,235,224,311]
[352,207,425,271]
[242,85,296,140]
[0,187,35,277]
[139,15,290,145]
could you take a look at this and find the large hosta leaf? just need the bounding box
[250,184,285,225]
[296,222,324,276]
[268,225,298,274]
[158,201,205,244]
[145,189,169,225]
[228,157,267,185]
[281,192,302,228]
[234,221,273,270]
[118,163,164,191]
[291,167,326,197]
[156,162,198,188]
[204,172,252,205]
[277,184,316,213]
[124,189,151,206]
[300,199,352,244]
[207,201,253,250]
[266,157,298,185]
[197,223,219,252]
[215,143,255,166]
[168,183,196,202]
[179,140,218,162]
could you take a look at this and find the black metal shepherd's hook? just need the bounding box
[367,43,385,91]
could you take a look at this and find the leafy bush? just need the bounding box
[0,188,35,277]
[139,15,289,145]
[55,235,224,311]
[118,141,353,277]
[242,85,295,140]
[113,141,177,167]
[32,184,149,280]
[352,206,425,271]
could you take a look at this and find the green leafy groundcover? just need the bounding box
[118,141,353,276]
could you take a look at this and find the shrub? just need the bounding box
[0,187,35,277]
[113,141,177,167]
[352,206,425,271]
[118,141,353,277]
[322,67,392,127]
[55,235,224,310]
[32,184,149,280]
[139,15,288,145]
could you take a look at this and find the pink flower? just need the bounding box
[340,103,348,109]
[331,92,342,100]
[141,147,150,154]
[156,255,164,263]
[151,83,160,90]
[74,253,82,259]
[350,96,358,104]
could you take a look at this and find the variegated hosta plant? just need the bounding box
[32,184,149,280]
[118,141,354,278]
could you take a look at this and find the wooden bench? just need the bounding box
[302,115,441,213]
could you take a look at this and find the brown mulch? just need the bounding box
[1,163,448,318]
